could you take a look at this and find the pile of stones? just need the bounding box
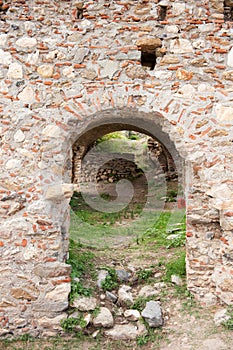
[63,267,169,340]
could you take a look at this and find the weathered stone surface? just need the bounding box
[141,301,163,327]
[97,269,109,288]
[104,322,147,340]
[214,309,230,326]
[200,293,218,307]
[72,297,97,311]
[170,39,194,54]
[7,63,23,79]
[0,34,7,46]
[100,60,119,79]
[81,69,97,80]
[124,309,141,321]
[136,38,162,50]
[106,291,118,303]
[118,285,134,306]
[227,47,233,67]
[176,69,194,81]
[134,3,151,15]
[215,104,233,121]
[160,55,180,65]
[18,86,35,104]
[34,263,71,278]
[42,125,61,138]
[37,314,66,329]
[171,275,183,286]
[116,269,130,282]
[37,64,54,78]
[74,48,89,63]
[14,130,25,143]
[93,307,114,328]
[11,286,39,301]
[126,66,147,79]
[172,2,186,16]
[223,70,233,81]
[46,284,70,303]
[16,37,37,48]
[138,285,160,298]
[0,49,12,65]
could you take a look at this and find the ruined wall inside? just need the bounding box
[0,0,233,336]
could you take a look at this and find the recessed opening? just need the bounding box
[158,5,167,21]
[75,2,84,19]
[141,50,157,70]
[224,1,233,21]
[71,129,182,247]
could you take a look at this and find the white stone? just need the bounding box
[198,24,215,32]
[192,39,205,49]
[104,322,147,340]
[172,2,186,16]
[214,309,230,326]
[46,284,70,302]
[214,104,233,121]
[118,285,134,306]
[72,297,97,311]
[93,307,114,328]
[166,25,179,34]
[14,130,25,143]
[198,83,215,93]
[97,269,109,288]
[42,124,61,138]
[227,47,233,67]
[0,81,8,93]
[0,34,7,46]
[37,64,54,78]
[38,314,66,329]
[7,63,23,79]
[141,301,163,327]
[177,84,195,98]
[27,50,39,65]
[124,309,140,321]
[153,70,172,80]
[79,19,94,33]
[138,285,160,298]
[100,60,119,79]
[18,86,35,104]
[207,184,232,201]
[171,274,183,286]
[170,39,193,54]
[201,293,218,307]
[0,49,12,65]
[5,159,21,170]
[16,37,37,48]
[62,67,75,79]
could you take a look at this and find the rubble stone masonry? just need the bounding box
[0,0,232,336]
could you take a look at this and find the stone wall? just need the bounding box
[0,0,233,337]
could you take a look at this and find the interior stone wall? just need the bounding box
[0,0,232,337]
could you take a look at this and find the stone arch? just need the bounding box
[70,108,184,189]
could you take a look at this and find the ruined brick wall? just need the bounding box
[0,0,233,336]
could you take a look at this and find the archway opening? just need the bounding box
[63,111,190,336]
[70,125,183,248]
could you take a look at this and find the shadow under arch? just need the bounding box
[70,107,184,177]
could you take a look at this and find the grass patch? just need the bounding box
[61,316,87,333]
[101,268,118,291]
[140,211,186,249]
[132,296,155,312]
[164,251,186,282]
[223,307,233,330]
[67,239,95,302]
